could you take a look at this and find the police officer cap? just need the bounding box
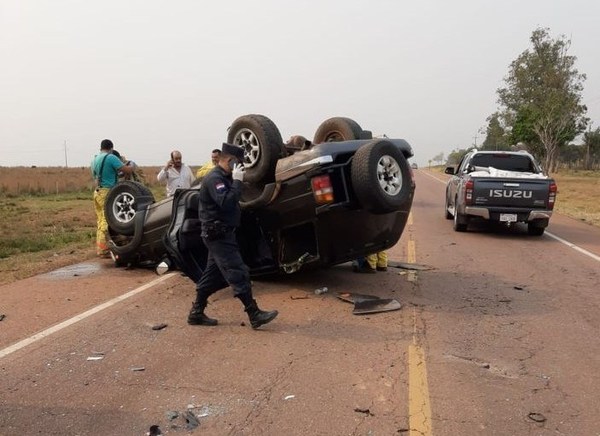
[221,143,245,162]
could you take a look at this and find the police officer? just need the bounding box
[188,143,278,329]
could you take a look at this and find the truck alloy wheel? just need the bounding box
[227,114,284,184]
[351,139,412,214]
[104,181,154,236]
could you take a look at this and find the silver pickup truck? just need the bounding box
[444,150,557,235]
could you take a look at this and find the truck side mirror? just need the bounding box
[444,167,455,175]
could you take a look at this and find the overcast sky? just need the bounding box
[1,0,599,167]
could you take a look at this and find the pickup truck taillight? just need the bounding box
[548,182,557,209]
[464,180,474,205]
[311,175,334,204]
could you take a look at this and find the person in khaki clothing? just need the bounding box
[91,139,133,257]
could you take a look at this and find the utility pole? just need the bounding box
[64,140,68,167]
[472,135,478,148]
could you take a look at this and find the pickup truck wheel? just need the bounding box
[105,181,154,236]
[444,191,453,219]
[227,114,284,184]
[313,117,363,144]
[453,203,469,232]
[351,139,412,214]
[527,222,546,236]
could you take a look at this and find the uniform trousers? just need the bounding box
[195,231,252,298]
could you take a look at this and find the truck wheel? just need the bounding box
[351,139,412,214]
[527,221,547,236]
[105,181,154,236]
[453,200,468,232]
[444,191,453,219]
[227,114,284,184]
[313,117,363,144]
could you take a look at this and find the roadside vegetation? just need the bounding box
[0,170,166,285]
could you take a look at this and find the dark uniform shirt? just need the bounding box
[198,165,242,227]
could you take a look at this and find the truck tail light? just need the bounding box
[548,182,557,209]
[311,175,334,204]
[464,180,474,205]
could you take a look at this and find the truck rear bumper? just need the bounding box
[465,206,552,221]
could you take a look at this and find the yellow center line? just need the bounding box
[405,212,432,435]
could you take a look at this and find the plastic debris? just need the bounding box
[86,352,105,361]
[151,323,168,331]
[354,407,374,416]
[527,412,546,423]
[184,410,200,430]
[314,287,328,295]
[147,424,162,435]
[284,395,295,400]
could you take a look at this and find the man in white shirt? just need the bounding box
[157,150,196,197]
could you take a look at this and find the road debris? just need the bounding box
[527,412,547,423]
[290,295,310,300]
[0,314,5,322]
[184,410,200,430]
[151,323,168,331]
[387,261,433,271]
[514,286,524,290]
[131,367,146,372]
[86,352,105,361]
[147,424,162,435]
[314,287,328,295]
[337,292,402,315]
[354,407,374,416]
[284,395,295,400]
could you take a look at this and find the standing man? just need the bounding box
[187,143,278,329]
[157,150,196,197]
[91,139,133,257]
[195,149,222,180]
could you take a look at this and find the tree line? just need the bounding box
[438,28,600,173]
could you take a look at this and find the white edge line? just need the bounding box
[419,169,600,264]
[0,273,176,360]
[545,231,600,263]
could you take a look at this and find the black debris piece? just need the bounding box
[353,298,402,315]
[527,412,547,423]
[0,314,5,322]
[152,323,168,330]
[354,407,374,416]
[337,292,380,304]
[185,410,200,430]
[148,424,162,435]
[387,261,433,271]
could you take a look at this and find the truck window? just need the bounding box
[470,154,535,172]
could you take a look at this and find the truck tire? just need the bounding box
[444,191,453,219]
[527,220,547,236]
[105,181,154,236]
[313,117,363,144]
[453,203,469,232]
[351,139,412,214]
[227,114,284,184]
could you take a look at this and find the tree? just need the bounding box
[582,127,600,170]
[497,28,588,172]
[431,152,445,165]
[481,112,510,151]
[446,147,472,166]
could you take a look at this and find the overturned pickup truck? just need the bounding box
[105,114,415,276]
[444,150,557,235]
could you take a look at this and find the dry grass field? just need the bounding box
[0,166,598,286]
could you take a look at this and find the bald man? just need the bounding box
[157,150,196,197]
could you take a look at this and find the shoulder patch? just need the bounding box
[215,182,226,192]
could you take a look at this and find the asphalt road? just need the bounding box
[1,169,599,436]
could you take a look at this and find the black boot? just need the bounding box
[187,301,218,326]
[243,298,278,329]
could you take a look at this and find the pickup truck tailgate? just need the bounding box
[472,178,551,209]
